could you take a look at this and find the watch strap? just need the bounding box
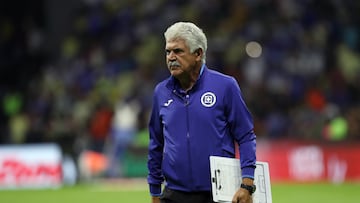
[241,183,256,195]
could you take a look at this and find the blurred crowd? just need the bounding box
[1,0,360,162]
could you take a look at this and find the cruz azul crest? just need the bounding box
[201,92,216,107]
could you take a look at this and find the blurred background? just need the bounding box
[0,0,359,192]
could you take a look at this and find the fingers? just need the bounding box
[232,196,252,203]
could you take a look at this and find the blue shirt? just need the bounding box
[147,65,256,195]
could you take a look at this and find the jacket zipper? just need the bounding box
[185,94,194,189]
[172,90,194,189]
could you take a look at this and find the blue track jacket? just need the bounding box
[148,65,256,196]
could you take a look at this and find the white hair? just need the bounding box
[164,22,207,64]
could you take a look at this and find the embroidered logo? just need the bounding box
[201,92,216,107]
[164,99,173,107]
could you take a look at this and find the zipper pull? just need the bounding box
[185,94,190,105]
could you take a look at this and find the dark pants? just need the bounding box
[160,187,215,203]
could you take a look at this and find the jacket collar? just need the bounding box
[166,64,207,93]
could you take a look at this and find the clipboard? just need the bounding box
[210,156,272,203]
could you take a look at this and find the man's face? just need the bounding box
[165,38,200,79]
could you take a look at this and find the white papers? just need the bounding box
[209,156,272,203]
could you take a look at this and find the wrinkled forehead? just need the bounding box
[165,38,189,49]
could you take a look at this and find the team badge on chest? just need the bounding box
[201,92,216,107]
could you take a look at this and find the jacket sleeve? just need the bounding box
[226,78,257,179]
[147,88,165,196]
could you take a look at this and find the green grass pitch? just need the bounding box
[0,181,359,203]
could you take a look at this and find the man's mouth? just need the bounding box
[169,65,180,70]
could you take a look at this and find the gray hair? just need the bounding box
[164,22,207,64]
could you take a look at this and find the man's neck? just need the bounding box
[179,64,203,92]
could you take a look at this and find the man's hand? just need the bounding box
[232,187,253,203]
[232,178,254,203]
[152,196,161,203]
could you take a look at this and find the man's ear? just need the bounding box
[196,48,203,56]
[195,49,203,62]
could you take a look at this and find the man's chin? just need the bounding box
[170,69,182,76]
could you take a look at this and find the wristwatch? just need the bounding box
[241,183,256,195]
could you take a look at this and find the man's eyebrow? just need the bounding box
[165,48,183,53]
